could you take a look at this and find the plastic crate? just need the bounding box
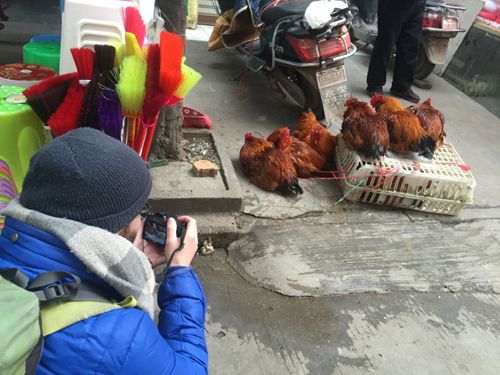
[334,134,476,215]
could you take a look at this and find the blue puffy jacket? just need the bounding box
[0,217,208,374]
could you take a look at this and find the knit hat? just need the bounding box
[20,128,152,233]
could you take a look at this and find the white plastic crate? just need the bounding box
[334,134,476,215]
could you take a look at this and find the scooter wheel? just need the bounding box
[298,76,325,120]
[414,47,436,80]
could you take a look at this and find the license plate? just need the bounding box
[316,66,347,90]
[316,66,350,126]
[442,17,458,30]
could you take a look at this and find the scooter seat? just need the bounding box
[260,0,314,25]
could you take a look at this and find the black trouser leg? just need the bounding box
[366,0,404,89]
[392,0,426,91]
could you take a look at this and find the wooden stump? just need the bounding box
[151,0,187,161]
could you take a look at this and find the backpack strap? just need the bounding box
[27,271,81,302]
[1,268,138,336]
[40,295,137,337]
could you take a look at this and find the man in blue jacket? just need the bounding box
[0,128,208,374]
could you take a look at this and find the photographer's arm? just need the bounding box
[158,217,208,370]
[123,216,207,374]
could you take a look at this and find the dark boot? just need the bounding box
[413,79,432,89]
[366,86,384,97]
[390,87,420,103]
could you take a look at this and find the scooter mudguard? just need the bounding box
[422,37,450,65]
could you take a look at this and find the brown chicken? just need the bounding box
[407,97,446,150]
[240,132,303,195]
[371,95,435,158]
[341,97,390,160]
[267,127,326,178]
[294,111,337,163]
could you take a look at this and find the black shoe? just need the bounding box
[366,86,384,97]
[390,87,420,103]
[413,79,432,90]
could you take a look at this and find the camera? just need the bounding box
[142,213,186,247]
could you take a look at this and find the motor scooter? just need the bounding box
[349,0,466,80]
[212,0,357,123]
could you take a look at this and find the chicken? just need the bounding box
[294,111,337,163]
[370,95,435,158]
[341,97,390,160]
[267,127,326,178]
[407,97,446,150]
[240,132,303,195]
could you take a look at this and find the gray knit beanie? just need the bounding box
[20,128,152,233]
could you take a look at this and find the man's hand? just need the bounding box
[166,216,198,267]
[133,220,166,268]
[134,215,199,268]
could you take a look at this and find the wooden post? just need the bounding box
[150,0,186,160]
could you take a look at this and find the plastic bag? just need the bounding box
[305,1,348,29]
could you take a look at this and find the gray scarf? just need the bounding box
[2,199,155,318]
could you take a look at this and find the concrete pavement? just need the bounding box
[185,39,500,375]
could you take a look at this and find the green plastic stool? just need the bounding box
[23,41,61,74]
[0,85,46,192]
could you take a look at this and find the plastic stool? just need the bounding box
[0,159,18,233]
[0,86,46,192]
[23,41,61,74]
[30,34,62,44]
[0,63,56,88]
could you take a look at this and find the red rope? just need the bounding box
[308,165,400,193]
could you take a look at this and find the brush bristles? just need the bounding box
[48,79,85,136]
[27,80,72,123]
[108,41,125,68]
[94,45,116,76]
[125,32,142,57]
[124,7,146,47]
[23,72,77,98]
[159,31,185,98]
[98,90,123,140]
[78,78,102,128]
[142,44,167,124]
[71,48,95,80]
[116,55,147,116]
[174,63,202,99]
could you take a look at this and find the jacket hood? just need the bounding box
[0,216,119,297]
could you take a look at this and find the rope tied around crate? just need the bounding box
[410,159,472,172]
[307,164,402,204]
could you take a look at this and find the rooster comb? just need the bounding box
[370,94,384,106]
[244,132,253,140]
[345,97,358,106]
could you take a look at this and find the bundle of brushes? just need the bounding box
[78,45,116,128]
[24,5,202,162]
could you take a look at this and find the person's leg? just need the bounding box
[366,0,403,94]
[391,0,425,94]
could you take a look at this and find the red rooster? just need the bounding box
[407,97,446,150]
[294,111,337,163]
[371,95,435,158]
[342,97,390,160]
[267,127,326,178]
[240,132,303,195]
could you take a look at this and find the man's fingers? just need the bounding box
[177,216,198,251]
[165,217,178,245]
[132,219,145,248]
[177,216,197,236]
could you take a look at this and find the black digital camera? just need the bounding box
[142,213,186,247]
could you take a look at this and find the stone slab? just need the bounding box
[227,218,500,296]
[148,132,242,214]
[197,252,500,375]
